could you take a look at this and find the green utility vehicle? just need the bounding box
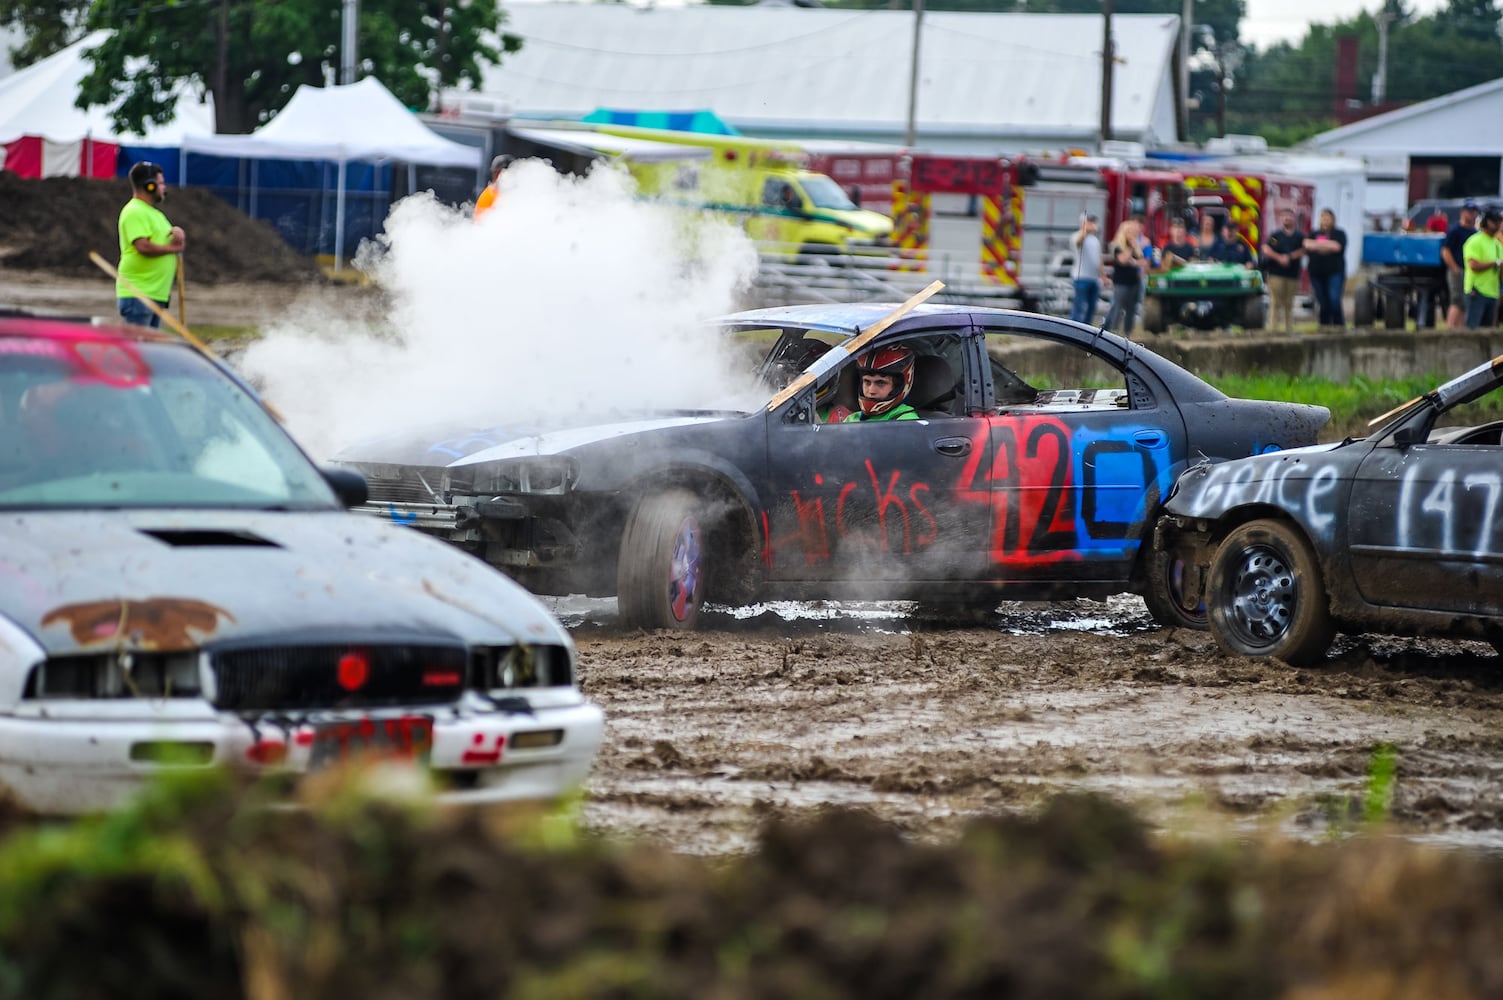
[1140,262,1266,333]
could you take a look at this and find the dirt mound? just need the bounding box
[3,777,1503,998]
[0,172,322,283]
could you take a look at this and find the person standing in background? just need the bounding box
[1262,210,1305,333]
[1104,218,1146,335]
[116,160,185,329]
[1443,200,1480,329]
[473,154,513,221]
[1462,208,1503,329]
[1303,209,1348,330]
[1069,213,1103,325]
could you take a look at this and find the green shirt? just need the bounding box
[844,403,919,422]
[117,198,177,301]
[1463,230,1503,299]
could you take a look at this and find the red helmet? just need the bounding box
[855,345,915,418]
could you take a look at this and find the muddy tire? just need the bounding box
[1141,296,1165,333]
[1143,543,1208,630]
[1207,519,1333,666]
[617,490,707,630]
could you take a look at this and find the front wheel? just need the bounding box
[1141,296,1165,333]
[617,490,708,630]
[1206,519,1333,666]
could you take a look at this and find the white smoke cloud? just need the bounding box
[239,160,762,460]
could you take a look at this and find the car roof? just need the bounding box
[719,302,1047,336]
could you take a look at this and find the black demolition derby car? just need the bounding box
[338,303,1329,630]
[1157,353,1503,666]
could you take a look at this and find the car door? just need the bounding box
[973,325,1183,585]
[761,329,994,585]
[1347,427,1503,616]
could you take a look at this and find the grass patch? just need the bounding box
[1204,372,1503,441]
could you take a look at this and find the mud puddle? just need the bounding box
[560,595,1503,855]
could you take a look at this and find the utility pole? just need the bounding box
[905,0,925,147]
[1178,0,1191,138]
[1100,0,1114,145]
[341,0,359,85]
[1372,10,1392,104]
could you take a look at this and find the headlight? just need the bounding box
[450,458,577,496]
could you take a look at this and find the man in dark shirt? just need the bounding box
[1159,218,1198,269]
[1262,209,1306,333]
[1443,200,1480,329]
[1221,221,1257,267]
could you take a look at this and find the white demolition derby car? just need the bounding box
[0,313,603,815]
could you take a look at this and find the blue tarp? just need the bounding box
[580,108,739,135]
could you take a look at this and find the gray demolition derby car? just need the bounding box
[0,314,602,816]
[1157,353,1503,665]
[339,302,1328,630]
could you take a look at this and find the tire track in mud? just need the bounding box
[570,600,1503,854]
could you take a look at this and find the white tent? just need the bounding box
[0,29,214,176]
[183,77,482,264]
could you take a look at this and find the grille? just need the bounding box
[361,467,446,504]
[212,644,467,711]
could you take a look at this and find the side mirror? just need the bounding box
[322,467,369,508]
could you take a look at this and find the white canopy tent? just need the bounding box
[183,77,482,264]
[0,29,214,175]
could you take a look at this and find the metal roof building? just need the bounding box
[1302,77,1503,216]
[449,4,1184,155]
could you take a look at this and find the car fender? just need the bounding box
[1162,444,1352,551]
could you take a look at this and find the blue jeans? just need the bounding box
[118,296,167,328]
[1310,272,1344,327]
[1465,293,1499,329]
[1069,278,1100,324]
[1105,280,1140,334]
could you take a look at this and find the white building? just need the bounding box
[1302,77,1503,221]
[455,4,1185,155]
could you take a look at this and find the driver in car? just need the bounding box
[844,346,920,422]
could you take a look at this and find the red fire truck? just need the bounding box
[891,153,1191,313]
[1177,169,1316,259]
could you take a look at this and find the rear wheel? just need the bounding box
[1207,519,1333,666]
[1383,290,1406,329]
[1239,294,1266,330]
[1353,284,1375,327]
[617,490,708,630]
[1143,543,1209,630]
[1141,296,1165,334]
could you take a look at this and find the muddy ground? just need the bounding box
[3,239,1502,857]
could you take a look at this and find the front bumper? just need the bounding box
[0,698,605,815]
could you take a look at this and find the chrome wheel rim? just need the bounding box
[1226,545,1296,646]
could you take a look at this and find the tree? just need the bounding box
[0,0,91,68]
[74,0,521,135]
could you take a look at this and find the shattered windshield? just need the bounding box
[0,336,338,509]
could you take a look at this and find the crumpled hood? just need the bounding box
[0,510,570,657]
[337,414,730,468]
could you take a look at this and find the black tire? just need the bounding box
[1207,519,1333,666]
[1383,291,1406,329]
[1239,294,1266,331]
[1141,296,1165,334]
[617,490,708,630]
[1353,284,1375,327]
[1143,543,1209,630]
